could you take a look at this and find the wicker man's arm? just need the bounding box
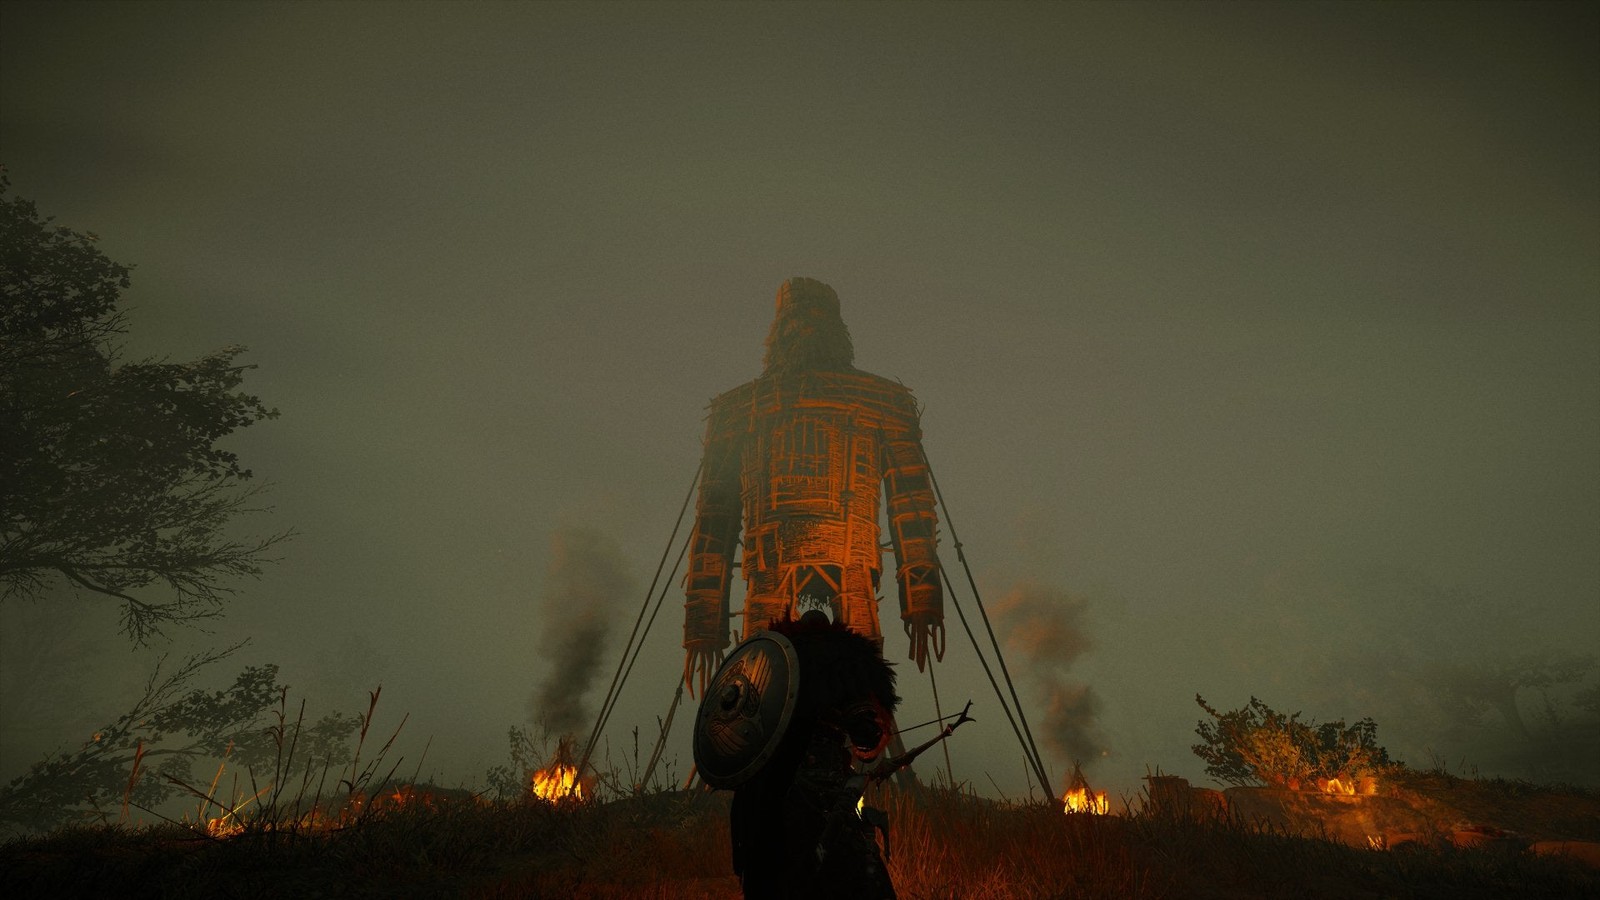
[883,401,945,671]
[683,411,742,697]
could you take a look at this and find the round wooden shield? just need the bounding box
[692,631,800,788]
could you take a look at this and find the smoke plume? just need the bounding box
[527,527,635,737]
[994,582,1107,768]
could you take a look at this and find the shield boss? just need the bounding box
[692,631,800,788]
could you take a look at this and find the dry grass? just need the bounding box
[4,777,1599,899]
[884,786,1145,899]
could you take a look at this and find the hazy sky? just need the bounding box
[2,1,1596,799]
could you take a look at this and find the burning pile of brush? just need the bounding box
[1062,762,1110,815]
[529,736,591,803]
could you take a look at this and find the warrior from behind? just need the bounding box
[722,611,900,899]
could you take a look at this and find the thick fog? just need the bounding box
[2,1,1596,804]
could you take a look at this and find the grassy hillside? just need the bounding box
[3,778,1598,899]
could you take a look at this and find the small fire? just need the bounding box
[1317,776,1376,795]
[1063,786,1110,815]
[531,763,584,802]
[1061,761,1109,815]
[1320,778,1355,795]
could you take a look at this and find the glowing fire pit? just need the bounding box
[1061,762,1109,815]
[1063,786,1109,815]
[531,763,584,802]
[1316,776,1378,796]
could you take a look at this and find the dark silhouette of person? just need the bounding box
[729,610,900,900]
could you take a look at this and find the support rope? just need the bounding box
[922,448,1054,798]
[938,568,1043,795]
[639,680,684,791]
[927,659,953,786]
[576,461,701,781]
[585,525,691,771]
[579,526,692,779]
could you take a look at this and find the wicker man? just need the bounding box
[683,277,946,696]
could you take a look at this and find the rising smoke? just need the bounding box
[526,527,636,737]
[994,583,1107,768]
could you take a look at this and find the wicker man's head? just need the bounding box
[763,277,856,375]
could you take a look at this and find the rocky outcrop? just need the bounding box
[1143,775,1227,819]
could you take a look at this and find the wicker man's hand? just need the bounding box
[904,616,945,672]
[683,645,725,698]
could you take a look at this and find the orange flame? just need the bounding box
[1063,786,1109,815]
[531,763,584,802]
[1318,777,1375,795]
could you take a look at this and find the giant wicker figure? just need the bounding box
[683,277,947,696]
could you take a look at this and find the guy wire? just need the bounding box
[577,460,701,781]
[921,447,1054,798]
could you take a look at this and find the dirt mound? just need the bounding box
[1209,772,1600,857]
[1145,768,1593,851]
[1385,771,1600,843]
[1225,788,1424,847]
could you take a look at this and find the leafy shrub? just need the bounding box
[483,725,549,802]
[0,645,356,833]
[1193,695,1398,789]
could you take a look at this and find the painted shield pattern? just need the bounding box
[692,630,800,788]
